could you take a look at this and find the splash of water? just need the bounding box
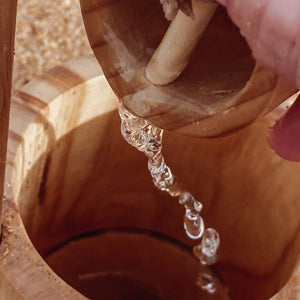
[118,102,220,294]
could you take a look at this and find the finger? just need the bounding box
[269,94,300,161]
[216,0,300,89]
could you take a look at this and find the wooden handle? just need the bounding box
[145,1,218,85]
[0,0,17,234]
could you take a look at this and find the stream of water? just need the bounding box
[118,102,220,295]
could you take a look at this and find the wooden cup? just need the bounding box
[0,56,299,300]
[80,0,297,137]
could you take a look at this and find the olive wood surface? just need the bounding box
[0,56,299,300]
[80,0,297,137]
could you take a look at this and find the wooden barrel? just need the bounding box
[0,56,299,299]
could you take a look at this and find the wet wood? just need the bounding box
[0,0,17,235]
[0,56,299,299]
[80,0,297,137]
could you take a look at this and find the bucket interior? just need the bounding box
[12,75,300,300]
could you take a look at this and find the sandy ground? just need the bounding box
[13,0,92,92]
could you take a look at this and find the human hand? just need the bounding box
[216,0,300,161]
[160,0,300,160]
[162,0,300,88]
[217,0,300,89]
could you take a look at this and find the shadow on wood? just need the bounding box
[80,0,296,137]
[0,56,299,300]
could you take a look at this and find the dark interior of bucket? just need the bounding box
[17,105,300,300]
[17,109,230,300]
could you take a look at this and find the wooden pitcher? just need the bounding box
[80,0,297,137]
[0,55,298,300]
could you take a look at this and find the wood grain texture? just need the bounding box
[80,0,297,137]
[0,56,299,299]
[145,1,218,85]
[1,56,106,300]
[0,0,17,235]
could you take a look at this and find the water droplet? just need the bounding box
[179,192,202,212]
[196,273,216,295]
[184,209,204,240]
[193,244,217,266]
[194,228,220,265]
[202,228,220,256]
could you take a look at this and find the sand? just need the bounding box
[13,0,92,92]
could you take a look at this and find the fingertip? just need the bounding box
[269,95,300,161]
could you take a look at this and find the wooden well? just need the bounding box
[0,56,299,300]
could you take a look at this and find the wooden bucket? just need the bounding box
[80,0,297,138]
[0,56,299,300]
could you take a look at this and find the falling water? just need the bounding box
[118,102,220,294]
